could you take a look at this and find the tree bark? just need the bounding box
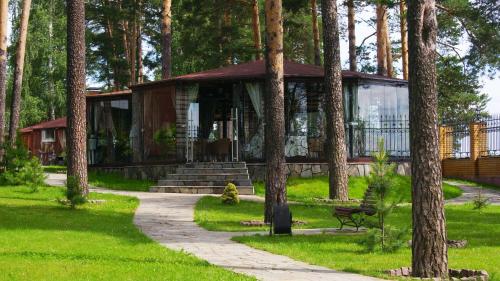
[251,0,262,60]
[129,16,137,85]
[67,0,88,195]
[311,0,321,66]
[9,0,32,145]
[408,0,448,277]
[264,0,287,223]
[400,0,408,80]
[346,0,357,71]
[322,0,349,201]
[137,1,143,84]
[161,0,172,79]
[385,22,394,78]
[376,4,388,76]
[0,0,9,152]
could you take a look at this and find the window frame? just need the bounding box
[41,128,56,143]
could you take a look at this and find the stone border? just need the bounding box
[387,267,488,281]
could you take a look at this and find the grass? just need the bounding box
[195,196,337,232]
[42,165,66,174]
[88,171,154,192]
[233,204,500,280]
[253,175,463,203]
[0,185,254,281]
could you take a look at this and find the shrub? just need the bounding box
[66,176,86,208]
[1,141,46,191]
[363,226,408,253]
[473,188,490,212]
[221,183,239,205]
[19,157,46,192]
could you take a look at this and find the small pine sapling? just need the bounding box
[364,139,406,252]
[19,157,46,192]
[472,188,490,212]
[221,183,240,205]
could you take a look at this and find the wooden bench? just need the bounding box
[333,185,377,231]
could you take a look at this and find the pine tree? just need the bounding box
[408,0,448,276]
[67,0,88,195]
[264,0,287,223]
[322,0,348,201]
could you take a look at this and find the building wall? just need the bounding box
[21,128,66,164]
[91,161,411,182]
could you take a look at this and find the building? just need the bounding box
[87,60,410,183]
[20,117,67,165]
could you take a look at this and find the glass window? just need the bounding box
[42,129,56,143]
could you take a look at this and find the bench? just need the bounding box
[333,185,377,231]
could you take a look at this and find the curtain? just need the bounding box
[245,83,263,120]
[187,83,199,103]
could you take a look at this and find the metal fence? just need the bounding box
[442,124,471,159]
[349,115,410,159]
[480,115,500,157]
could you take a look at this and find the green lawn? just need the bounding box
[233,204,500,280]
[42,165,67,174]
[88,171,154,192]
[253,175,462,203]
[195,196,337,232]
[0,185,253,281]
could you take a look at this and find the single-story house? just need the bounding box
[86,60,409,167]
[20,117,67,165]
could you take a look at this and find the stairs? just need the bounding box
[150,162,254,195]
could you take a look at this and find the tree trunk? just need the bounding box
[385,23,393,78]
[129,17,137,85]
[347,0,357,71]
[251,0,262,60]
[0,0,9,153]
[400,0,408,80]
[264,0,287,223]
[376,4,388,76]
[161,0,172,79]
[311,0,321,66]
[9,0,32,145]
[223,7,232,65]
[408,0,448,277]
[137,2,143,84]
[322,0,349,201]
[67,0,88,195]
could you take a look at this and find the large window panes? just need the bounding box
[356,82,409,157]
[88,99,132,164]
[285,82,325,159]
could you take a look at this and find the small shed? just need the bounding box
[20,117,67,165]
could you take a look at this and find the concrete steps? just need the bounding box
[150,162,254,195]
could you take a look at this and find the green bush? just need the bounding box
[66,176,86,208]
[363,226,408,253]
[19,158,46,192]
[473,188,490,212]
[221,183,239,205]
[1,141,46,191]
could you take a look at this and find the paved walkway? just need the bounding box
[45,173,380,280]
[445,181,500,205]
[96,189,382,281]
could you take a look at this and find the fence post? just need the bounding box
[439,126,452,160]
[470,122,487,161]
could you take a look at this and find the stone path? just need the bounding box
[445,181,500,205]
[94,188,382,281]
[45,173,381,280]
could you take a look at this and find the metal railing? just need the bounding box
[349,115,410,159]
[480,115,500,157]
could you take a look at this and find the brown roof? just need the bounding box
[132,60,406,89]
[86,89,132,98]
[20,117,67,133]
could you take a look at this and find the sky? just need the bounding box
[6,7,500,115]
